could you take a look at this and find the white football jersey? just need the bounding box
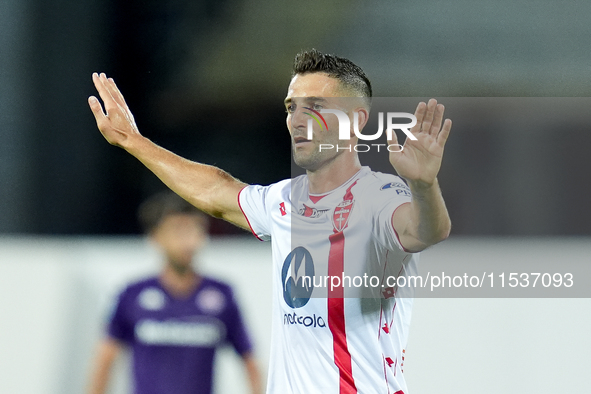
[239,166,418,394]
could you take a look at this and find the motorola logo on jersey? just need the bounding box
[283,312,326,328]
[281,246,314,308]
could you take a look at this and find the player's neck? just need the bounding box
[160,264,201,299]
[306,153,362,194]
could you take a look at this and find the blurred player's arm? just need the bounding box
[88,73,249,230]
[389,99,452,253]
[242,352,264,394]
[87,337,123,394]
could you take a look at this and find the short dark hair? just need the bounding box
[137,191,206,234]
[292,49,372,98]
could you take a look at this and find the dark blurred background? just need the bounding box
[1,0,590,236]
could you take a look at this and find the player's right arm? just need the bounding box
[88,73,249,230]
[87,337,123,394]
[242,352,264,394]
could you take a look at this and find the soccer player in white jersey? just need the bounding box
[89,49,452,394]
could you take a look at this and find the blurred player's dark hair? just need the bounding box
[292,48,372,98]
[137,191,207,234]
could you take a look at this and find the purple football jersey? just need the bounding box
[108,276,253,394]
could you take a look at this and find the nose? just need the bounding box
[289,107,308,132]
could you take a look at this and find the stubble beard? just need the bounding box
[292,143,323,171]
[292,138,352,172]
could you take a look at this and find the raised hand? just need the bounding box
[88,73,141,149]
[388,99,451,187]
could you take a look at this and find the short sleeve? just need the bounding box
[223,289,253,356]
[238,185,272,241]
[371,179,413,252]
[107,289,135,344]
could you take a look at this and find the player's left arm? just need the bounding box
[388,99,452,253]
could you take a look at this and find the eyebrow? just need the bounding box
[283,96,328,106]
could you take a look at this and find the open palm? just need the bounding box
[88,73,141,149]
[388,99,451,186]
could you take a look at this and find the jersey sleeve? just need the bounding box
[371,178,413,253]
[223,288,254,356]
[107,289,135,344]
[238,184,272,241]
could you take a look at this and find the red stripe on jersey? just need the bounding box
[328,231,357,394]
[378,250,389,340]
[327,181,359,394]
[382,354,390,393]
[237,186,265,242]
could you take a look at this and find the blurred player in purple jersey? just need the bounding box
[87,192,262,394]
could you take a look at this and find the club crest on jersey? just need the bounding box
[196,288,226,314]
[332,200,354,232]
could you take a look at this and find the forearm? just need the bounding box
[242,353,264,394]
[406,178,451,247]
[393,178,451,252]
[124,135,248,227]
[87,363,111,394]
[87,339,121,394]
